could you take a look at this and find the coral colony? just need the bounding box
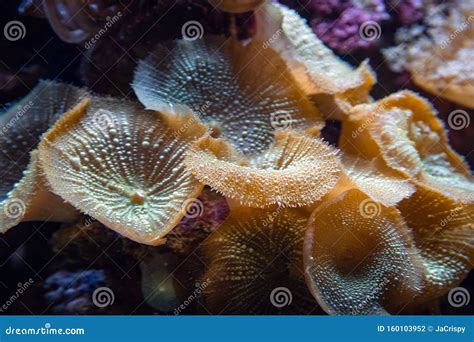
[0,0,473,315]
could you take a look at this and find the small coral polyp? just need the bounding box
[38,96,207,245]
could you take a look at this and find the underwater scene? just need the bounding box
[0,0,473,317]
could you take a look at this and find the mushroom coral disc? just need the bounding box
[38,97,207,245]
[340,91,474,203]
[132,36,323,156]
[304,189,424,315]
[398,185,474,304]
[254,2,375,100]
[185,130,341,208]
[0,80,87,232]
[202,207,318,314]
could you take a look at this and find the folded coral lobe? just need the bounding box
[304,189,424,315]
[132,36,322,155]
[398,185,474,304]
[38,97,206,245]
[185,131,341,208]
[0,80,87,232]
[340,91,474,203]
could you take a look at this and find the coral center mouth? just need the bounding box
[130,190,147,205]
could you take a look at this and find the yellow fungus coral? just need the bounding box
[0,80,88,232]
[38,96,207,245]
[202,207,319,314]
[185,130,341,208]
[398,184,474,304]
[304,189,424,315]
[340,91,474,203]
[132,36,323,155]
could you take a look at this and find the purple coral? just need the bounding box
[390,0,424,26]
[310,0,389,54]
